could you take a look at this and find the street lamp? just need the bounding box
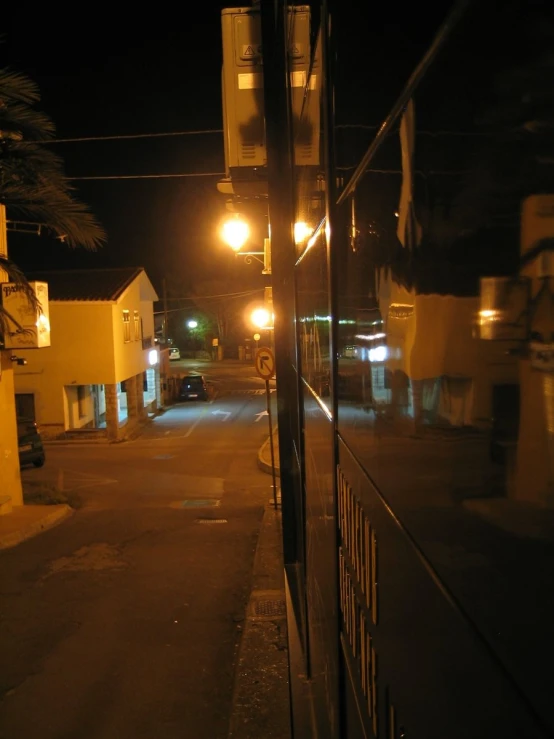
[221,215,250,251]
[186,319,199,355]
[250,306,274,352]
[220,215,271,274]
[251,307,273,330]
[294,221,312,245]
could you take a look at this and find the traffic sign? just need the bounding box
[255,346,275,379]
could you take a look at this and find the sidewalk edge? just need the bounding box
[227,505,290,739]
[257,435,281,478]
[0,505,74,550]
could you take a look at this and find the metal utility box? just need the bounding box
[220,5,320,195]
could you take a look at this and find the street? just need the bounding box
[0,361,279,739]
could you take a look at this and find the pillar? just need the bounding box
[136,372,146,417]
[0,204,23,506]
[125,375,138,418]
[105,383,119,441]
[155,367,162,409]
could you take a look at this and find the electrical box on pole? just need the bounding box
[219,4,320,198]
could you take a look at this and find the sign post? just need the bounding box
[255,346,278,508]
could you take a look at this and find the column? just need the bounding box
[0,204,23,506]
[125,375,138,419]
[136,372,146,418]
[105,383,119,441]
[154,367,162,410]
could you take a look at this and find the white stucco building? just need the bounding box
[13,267,161,442]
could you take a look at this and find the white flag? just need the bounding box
[397,99,422,249]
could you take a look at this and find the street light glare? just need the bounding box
[294,221,312,245]
[222,217,250,251]
[187,320,198,329]
[251,308,272,328]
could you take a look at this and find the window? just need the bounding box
[134,310,140,341]
[77,385,87,418]
[123,310,131,342]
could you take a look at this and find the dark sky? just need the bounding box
[0,1,448,295]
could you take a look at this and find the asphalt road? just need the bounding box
[0,361,278,739]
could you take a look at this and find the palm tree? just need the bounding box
[0,66,106,337]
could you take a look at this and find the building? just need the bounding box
[13,267,161,442]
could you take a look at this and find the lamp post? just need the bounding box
[187,319,198,356]
[221,215,313,273]
[220,215,271,275]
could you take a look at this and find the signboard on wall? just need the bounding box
[2,281,51,348]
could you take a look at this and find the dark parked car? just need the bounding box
[17,418,45,468]
[179,374,208,401]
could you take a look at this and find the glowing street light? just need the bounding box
[251,307,273,329]
[294,221,312,245]
[187,319,198,329]
[221,216,250,251]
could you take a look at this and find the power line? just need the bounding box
[33,125,492,147]
[67,172,226,181]
[165,288,263,300]
[153,288,264,312]
[35,129,224,144]
[336,166,470,176]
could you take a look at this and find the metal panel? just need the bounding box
[337,438,550,738]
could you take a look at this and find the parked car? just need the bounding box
[179,374,208,401]
[17,418,45,468]
[169,347,181,361]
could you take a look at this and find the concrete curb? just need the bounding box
[0,504,74,550]
[227,505,290,739]
[257,435,281,478]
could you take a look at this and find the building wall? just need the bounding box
[112,281,154,382]
[64,385,95,430]
[13,279,157,435]
[140,299,155,344]
[13,302,114,434]
[0,356,23,506]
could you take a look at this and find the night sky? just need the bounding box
[0,2,450,298]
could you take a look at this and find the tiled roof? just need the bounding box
[24,267,146,301]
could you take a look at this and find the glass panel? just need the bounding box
[335,2,554,731]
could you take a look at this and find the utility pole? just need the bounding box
[0,203,24,508]
[162,277,168,345]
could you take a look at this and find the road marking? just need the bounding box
[56,468,118,491]
[255,410,269,422]
[212,410,231,421]
[184,412,205,438]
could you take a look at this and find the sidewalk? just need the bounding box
[225,429,290,739]
[0,502,73,550]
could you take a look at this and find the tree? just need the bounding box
[0,67,106,337]
[191,279,243,346]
